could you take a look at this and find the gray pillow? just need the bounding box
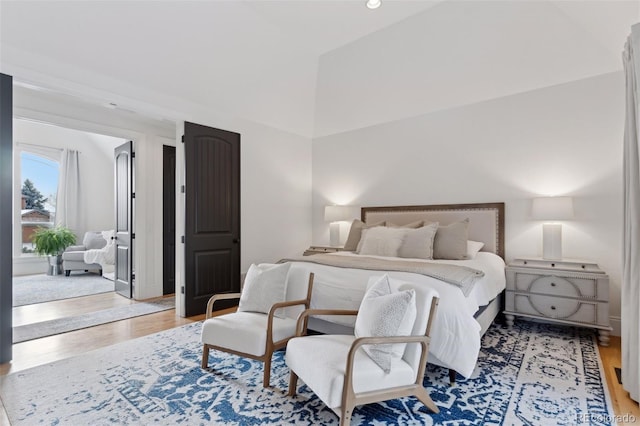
[398,222,439,259]
[387,220,424,229]
[433,219,469,260]
[344,220,385,251]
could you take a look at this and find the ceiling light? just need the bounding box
[366,0,381,10]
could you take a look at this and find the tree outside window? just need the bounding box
[20,153,59,253]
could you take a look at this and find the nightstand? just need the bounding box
[303,246,343,256]
[504,258,612,346]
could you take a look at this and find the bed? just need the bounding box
[283,202,506,380]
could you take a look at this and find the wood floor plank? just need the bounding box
[12,292,135,326]
[598,336,640,423]
[1,292,638,424]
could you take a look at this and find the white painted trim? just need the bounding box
[12,256,47,276]
[610,315,621,337]
[175,122,185,317]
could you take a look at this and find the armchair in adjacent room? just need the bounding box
[62,230,115,276]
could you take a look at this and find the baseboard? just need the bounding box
[610,316,621,337]
[12,256,47,276]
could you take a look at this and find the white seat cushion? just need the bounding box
[201,312,297,357]
[286,334,416,410]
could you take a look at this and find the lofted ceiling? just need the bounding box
[0,0,637,138]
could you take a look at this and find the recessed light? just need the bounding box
[366,0,381,10]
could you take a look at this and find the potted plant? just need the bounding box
[32,226,77,275]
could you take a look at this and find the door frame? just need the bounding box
[12,108,147,297]
[1,73,13,363]
[114,140,134,299]
[162,145,176,296]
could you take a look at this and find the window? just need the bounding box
[20,152,59,254]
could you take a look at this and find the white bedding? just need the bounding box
[284,251,506,378]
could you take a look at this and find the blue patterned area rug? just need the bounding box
[0,320,615,425]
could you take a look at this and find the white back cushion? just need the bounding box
[238,263,291,318]
[354,275,416,373]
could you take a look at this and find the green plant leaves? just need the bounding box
[32,226,77,256]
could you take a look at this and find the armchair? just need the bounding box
[201,269,314,388]
[286,278,440,426]
[62,231,114,276]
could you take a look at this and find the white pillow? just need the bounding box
[238,263,291,319]
[467,240,485,259]
[398,223,439,259]
[357,226,408,257]
[354,275,417,373]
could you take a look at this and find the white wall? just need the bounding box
[313,0,635,137]
[0,1,319,137]
[12,119,124,275]
[312,72,625,334]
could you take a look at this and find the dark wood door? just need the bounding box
[0,73,13,363]
[114,141,134,299]
[184,122,240,316]
[163,145,176,295]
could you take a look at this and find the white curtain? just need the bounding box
[56,149,82,234]
[622,23,640,404]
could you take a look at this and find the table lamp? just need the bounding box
[532,196,574,260]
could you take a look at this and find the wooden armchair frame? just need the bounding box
[288,297,440,426]
[202,273,314,388]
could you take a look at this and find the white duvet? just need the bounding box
[285,252,506,378]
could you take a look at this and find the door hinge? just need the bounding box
[132,192,135,199]
[181,236,185,244]
[132,151,136,158]
[131,233,136,239]
[181,286,185,294]
[181,185,185,193]
[132,273,136,281]
[181,135,184,143]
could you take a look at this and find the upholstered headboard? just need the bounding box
[361,202,505,259]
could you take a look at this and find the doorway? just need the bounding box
[163,145,176,296]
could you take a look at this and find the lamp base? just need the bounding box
[542,223,562,260]
[329,222,341,247]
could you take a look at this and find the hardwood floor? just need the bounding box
[0,293,638,425]
[599,336,640,423]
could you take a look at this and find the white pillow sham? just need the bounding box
[357,226,407,257]
[467,240,485,259]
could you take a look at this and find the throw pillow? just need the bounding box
[387,220,424,229]
[83,231,107,250]
[344,220,385,251]
[357,226,408,257]
[398,222,439,259]
[467,240,485,259]
[433,219,469,260]
[354,275,417,373]
[238,263,291,319]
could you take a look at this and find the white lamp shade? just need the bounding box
[324,205,358,222]
[531,197,574,220]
